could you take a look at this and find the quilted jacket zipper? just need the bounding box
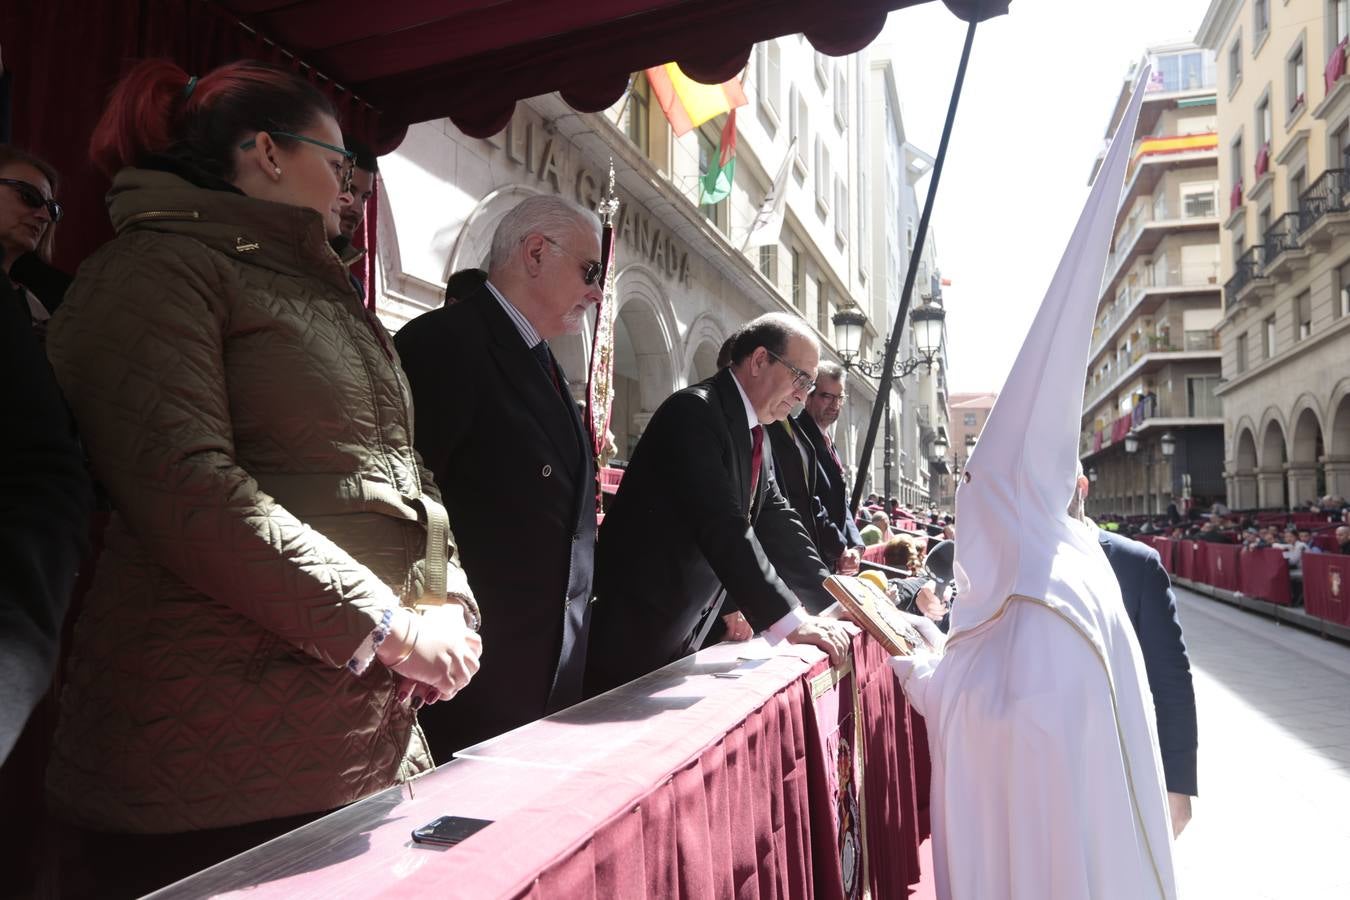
[122,209,201,225]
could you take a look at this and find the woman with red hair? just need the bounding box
[45,59,481,895]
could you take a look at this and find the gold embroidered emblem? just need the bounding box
[235,237,261,252]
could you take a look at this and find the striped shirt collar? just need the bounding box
[484,279,543,349]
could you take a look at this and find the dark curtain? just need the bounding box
[2,0,380,275]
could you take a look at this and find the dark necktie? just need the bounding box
[749,425,764,501]
[531,341,564,397]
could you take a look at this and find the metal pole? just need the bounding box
[883,395,893,501]
[849,19,979,514]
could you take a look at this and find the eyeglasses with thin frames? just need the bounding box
[238,132,357,194]
[813,389,847,406]
[536,235,602,285]
[765,349,816,393]
[0,178,63,223]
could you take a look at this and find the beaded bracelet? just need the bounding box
[388,613,420,667]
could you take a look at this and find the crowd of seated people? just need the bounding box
[1097,499,1350,609]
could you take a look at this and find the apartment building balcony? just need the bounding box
[1090,267,1219,360]
[1223,244,1268,311]
[1296,166,1350,250]
[1100,214,1219,302]
[1117,133,1217,215]
[1081,388,1224,460]
[1261,211,1313,279]
[1082,337,1220,413]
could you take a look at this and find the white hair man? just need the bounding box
[394,192,603,762]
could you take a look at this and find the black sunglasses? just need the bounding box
[0,178,63,223]
[539,235,602,285]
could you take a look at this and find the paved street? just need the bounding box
[1171,587,1350,899]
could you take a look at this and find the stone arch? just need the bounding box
[608,264,679,457]
[1289,402,1326,507]
[1330,377,1350,457]
[1258,414,1288,509]
[1290,399,1325,464]
[683,311,729,384]
[1320,377,1350,500]
[1234,424,1259,470]
[441,184,544,279]
[1228,420,1260,511]
[1257,408,1289,467]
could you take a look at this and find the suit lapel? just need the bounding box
[785,415,818,496]
[797,413,840,497]
[712,370,754,515]
[470,286,582,468]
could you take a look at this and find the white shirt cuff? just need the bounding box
[763,605,809,644]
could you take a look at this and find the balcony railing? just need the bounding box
[1091,264,1221,358]
[1223,244,1265,308]
[1081,387,1221,456]
[1299,166,1350,229]
[1262,211,1305,264]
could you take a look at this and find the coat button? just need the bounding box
[541,464,553,477]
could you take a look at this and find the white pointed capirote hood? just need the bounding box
[949,69,1149,639]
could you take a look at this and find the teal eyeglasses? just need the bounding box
[239,132,356,193]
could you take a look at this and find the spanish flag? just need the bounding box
[644,63,747,137]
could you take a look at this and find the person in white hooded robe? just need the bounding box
[888,69,1178,900]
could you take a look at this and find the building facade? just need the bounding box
[372,38,951,504]
[940,391,997,507]
[1079,43,1228,518]
[1198,0,1350,508]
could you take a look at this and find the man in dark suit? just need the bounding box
[585,314,855,696]
[789,362,864,571]
[395,194,601,760]
[1074,469,1198,836]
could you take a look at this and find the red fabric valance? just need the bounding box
[209,0,1010,141]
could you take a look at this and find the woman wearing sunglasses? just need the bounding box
[0,145,69,340]
[44,59,482,896]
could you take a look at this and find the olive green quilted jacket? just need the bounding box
[45,168,472,833]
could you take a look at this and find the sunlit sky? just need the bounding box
[875,0,1216,393]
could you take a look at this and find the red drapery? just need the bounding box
[1153,537,1176,574]
[1237,547,1291,606]
[1304,553,1350,626]
[1206,544,1242,592]
[1176,540,1198,581]
[154,634,930,898]
[3,0,382,275]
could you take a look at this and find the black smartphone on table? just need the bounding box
[411,815,494,847]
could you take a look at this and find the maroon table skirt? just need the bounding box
[1237,548,1292,605]
[1152,538,1177,574]
[152,634,929,899]
[1304,553,1350,625]
[1205,544,1242,592]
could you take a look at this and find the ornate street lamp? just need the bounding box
[1088,467,1099,483]
[1124,430,1140,454]
[832,307,867,367]
[932,433,949,459]
[830,302,947,378]
[1160,431,1177,457]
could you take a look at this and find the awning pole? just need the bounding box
[849,18,978,515]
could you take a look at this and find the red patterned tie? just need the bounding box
[749,425,764,499]
[825,433,843,472]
